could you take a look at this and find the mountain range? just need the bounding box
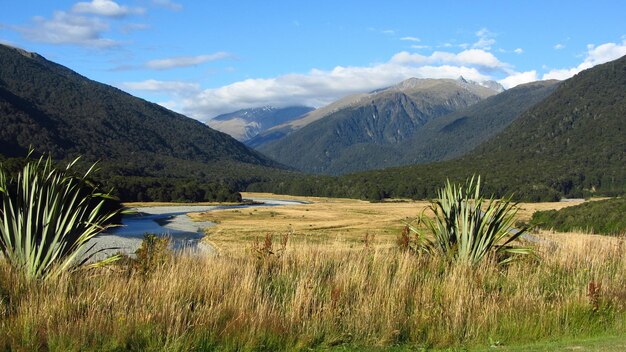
[0,44,291,202]
[256,77,504,174]
[251,54,626,201]
[207,106,314,142]
[2,42,624,203]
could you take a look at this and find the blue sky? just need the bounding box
[1,0,625,119]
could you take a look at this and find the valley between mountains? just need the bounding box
[2,43,625,203]
[1,25,626,351]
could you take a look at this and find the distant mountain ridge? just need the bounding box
[392,79,560,164]
[252,54,626,201]
[257,77,502,174]
[0,44,290,201]
[246,77,503,149]
[208,105,314,141]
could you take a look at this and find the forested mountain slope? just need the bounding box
[258,77,500,174]
[252,55,626,201]
[0,44,292,201]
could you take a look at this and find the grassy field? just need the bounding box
[1,193,625,351]
[193,192,585,256]
[1,230,624,351]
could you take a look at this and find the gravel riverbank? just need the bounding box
[85,199,306,260]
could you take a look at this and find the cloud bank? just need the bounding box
[145,53,232,70]
[128,48,509,119]
[543,40,626,80]
[11,0,145,48]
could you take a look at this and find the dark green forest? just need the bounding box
[2,44,624,204]
[0,44,296,202]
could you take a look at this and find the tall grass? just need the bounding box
[1,235,624,351]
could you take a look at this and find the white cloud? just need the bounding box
[543,40,626,80]
[17,11,119,47]
[400,36,420,42]
[72,0,144,17]
[498,70,537,89]
[473,28,496,50]
[152,0,183,11]
[514,48,523,54]
[121,23,149,33]
[543,67,579,80]
[554,43,565,50]
[145,52,232,70]
[11,1,146,48]
[381,29,395,35]
[121,79,200,93]
[411,45,431,50]
[390,49,507,69]
[176,51,501,118]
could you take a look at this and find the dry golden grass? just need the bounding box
[191,192,430,256]
[1,232,625,351]
[193,192,588,256]
[514,197,609,223]
[1,193,625,350]
[515,200,584,222]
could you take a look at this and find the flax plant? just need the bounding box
[0,155,121,281]
[409,176,532,265]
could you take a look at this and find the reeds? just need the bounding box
[1,233,624,351]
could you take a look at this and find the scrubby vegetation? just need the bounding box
[0,167,624,350]
[530,198,626,235]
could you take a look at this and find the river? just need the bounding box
[86,198,305,260]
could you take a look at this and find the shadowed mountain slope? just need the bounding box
[0,44,292,201]
[258,78,501,174]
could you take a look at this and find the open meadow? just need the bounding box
[193,192,587,256]
[2,193,625,351]
[2,4,626,350]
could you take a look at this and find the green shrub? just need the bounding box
[0,155,121,280]
[530,198,626,235]
[408,176,532,265]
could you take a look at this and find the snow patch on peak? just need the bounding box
[478,80,505,92]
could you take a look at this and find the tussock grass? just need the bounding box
[1,233,625,351]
